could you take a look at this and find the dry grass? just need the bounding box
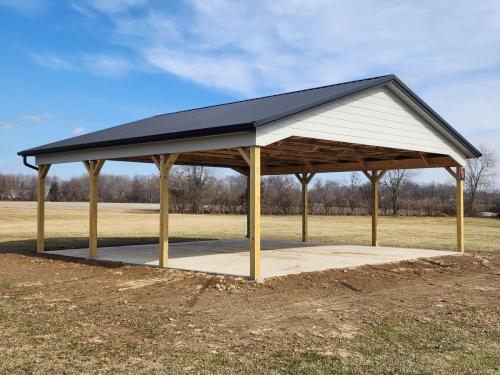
[1,201,499,252]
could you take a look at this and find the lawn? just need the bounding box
[0,201,499,374]
[1,201,499,252]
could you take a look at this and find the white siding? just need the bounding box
[256,87,467,165]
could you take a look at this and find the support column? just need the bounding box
[246,174,250,238]
[363,170,386,247]
[371,172,379,247]
[456,166,464,252]
[295,173,315,242]
[84,160,105,258]
[249,146,261,280]
[153,154,178,267]
[37,164,51,253]
[445,166,465,253]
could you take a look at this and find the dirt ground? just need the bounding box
[0,250,498,374]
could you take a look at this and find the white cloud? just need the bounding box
[87,0,146,14]
[80,0,500,97]
[0,122,20,131]
[73,127,85,136]
[31,53,75,71]
[0,0,48,16]
[32,52,134,78]
[21,112,53,124]
[82,54,131,78]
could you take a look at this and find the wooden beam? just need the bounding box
[294,173,304,183]
[249,146,261,280]
[456,166,464,253]
[83,160,92,175]
[376,169,388,182]
[151,155,160,169]
[362,170,372,181]
[371,170,379,247]
[445,166,457,179]
[237,147,251,166]
[420,152,431,167]
[37,164,51,253]
[357,157,368,169]
[84,160,105,258]
[158,154,179,267]
[306,173,316,184]
[262,156,458,175]
[230,166,248,176]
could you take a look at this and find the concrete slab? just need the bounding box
[47,239,458,279]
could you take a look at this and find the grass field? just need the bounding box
[1,201,499,252]
[0,201,499,374]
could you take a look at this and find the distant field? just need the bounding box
[0,201,499,253]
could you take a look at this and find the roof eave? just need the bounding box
[18,122,257,157]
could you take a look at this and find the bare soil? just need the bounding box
[1,248,498,374]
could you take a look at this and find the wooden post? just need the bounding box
[249,146,261,280]
[445,166,465,253]
[363,170,386,247]
[83,160,105,258]
[246,174,250,238]
[302,174,308,242]
[37,164,51,253]
[153,154,178,267]
[295,173,315,242]
[456,166,464,252]
[371,170,379,247]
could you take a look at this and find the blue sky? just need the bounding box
[1,0,499,184]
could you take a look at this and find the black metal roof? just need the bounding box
[18,74,481,157]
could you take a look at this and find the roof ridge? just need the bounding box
[153,74,394,119]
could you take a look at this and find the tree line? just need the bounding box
[1,165,497,217]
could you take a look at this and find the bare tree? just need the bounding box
[381,169,419,215]
[183,166,214,213]
[465,144,498,216]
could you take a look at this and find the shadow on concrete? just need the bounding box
[0,236,218,268]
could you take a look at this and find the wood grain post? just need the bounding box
[84,160,105,258]
[301,174,308,242]
[371,171,379,247]
[249,146,261,280]
[153,154,178,267]
[295,173,315,242]
[37,164,51,253]
[246,174,250,238]
[456,166,464,252]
